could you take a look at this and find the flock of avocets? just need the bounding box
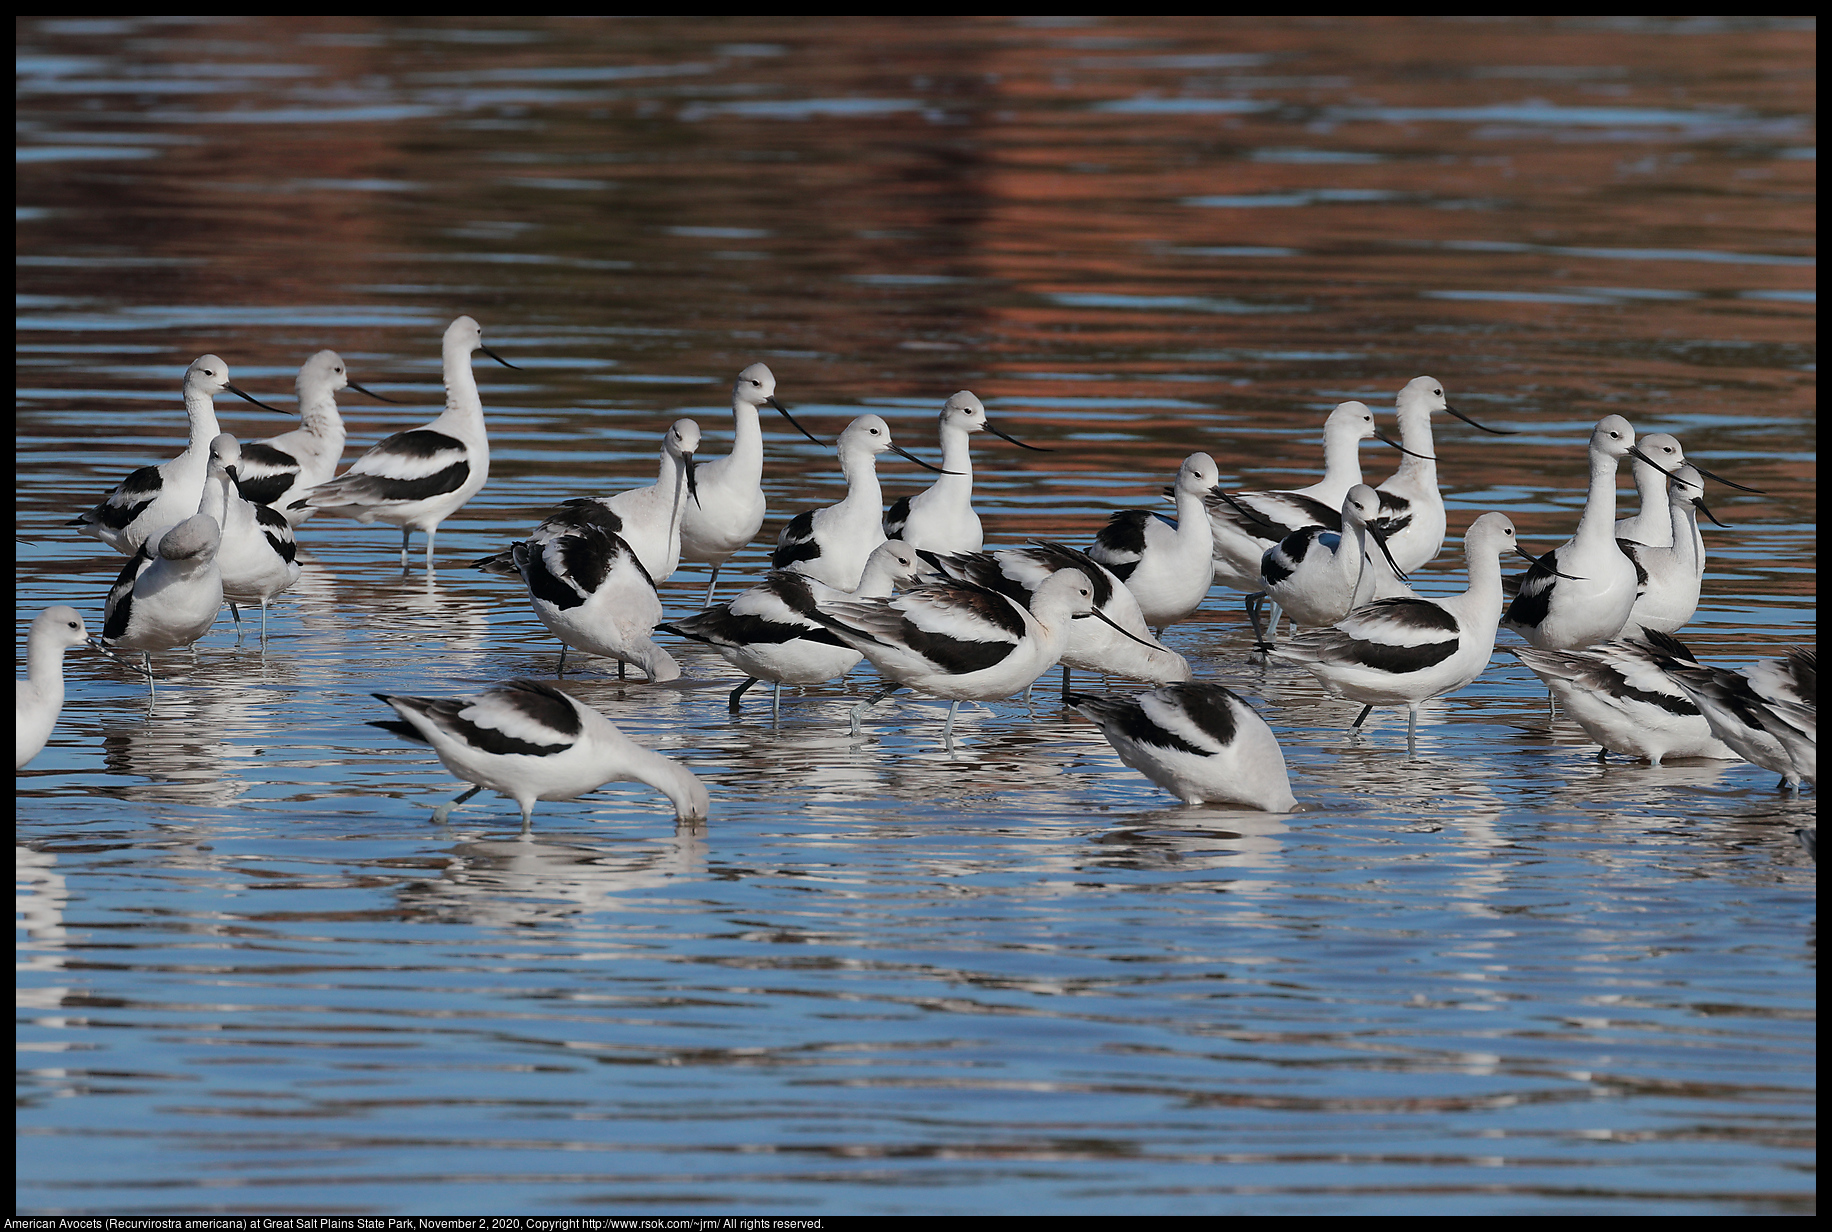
[17,315,1816,828]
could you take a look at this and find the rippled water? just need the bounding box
[16,16,1816,1215]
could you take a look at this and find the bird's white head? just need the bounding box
[666,418,702,459]
[1591,414,1637,461]
[1177,452,1222,493]
[1326,400,1379,443]
[843,414,896,454]
[734,362,776,405]
[33,606,88,652]
[297,349,350,397]
[185,355,234,397]
[941,390,988,433]
[208,433,243,477]
[1463,511,1519,559]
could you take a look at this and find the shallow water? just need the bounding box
[16,16,1816,1215]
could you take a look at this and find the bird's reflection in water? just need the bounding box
[397,821,709,930]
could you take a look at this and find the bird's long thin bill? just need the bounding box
[346,379,403,403]
[1628,445,1684,479]
[987,422,1051,451]
[766,397,825,445]
[1445,403,1516,435]
[225,382,292,415]
[1373,428,1433,461]
[890,444,959,474]
[1518,544,1584,579]
[1695,496,1728,528]
[480,344,521,370]
[1369,526,1410,582]
[1075,607,1160,650]
[685,457,701,508]
[1692,462,1766,494]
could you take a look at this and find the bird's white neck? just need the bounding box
[183,387,223,454]
[613,743,705,822]
[836,447,883,512]
[1319,427,1368,491]
[1573,447,1623,546]
[1627,457,1674,546]
[297,386,348,444]
[722,398,765,479]
[1385,406,1438,487]
[435,343,484,437]
[26,637,72,696]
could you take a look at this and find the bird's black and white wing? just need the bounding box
[514,524,653,613]
[374,679,584,759]
[770,509,821,571]
[882,495,912,542]
[100,545,156,641]
[1088,510,1169,582]
[72,464,164,537]
[1283,597,1460,672]
[1072,683,1248,759]
[1503,548,1560,629]
[233,441,305,508]
[254,502,298,564]
[1203,487,1341,544]
[297,428,470,511]
[667,573,845,650]
[824,582,1027,675]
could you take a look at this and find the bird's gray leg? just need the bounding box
[432,784,484,824]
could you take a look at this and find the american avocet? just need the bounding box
[678,363,822,607]
[881,390,1047,554]
[291,316,517,569]
[662,539,933,719]
[1205,400,1397,594]
[598,419,700,582]
[1503,415,1657,650]
[99,513,224,696]
[1260,483,1410,638]
[1372,376,1514,574]
[1613,431,1762,554]
[1619,464,1726,637]
[1271,512,1539,753]
[1088,452,1222,633]
[771,414,950,590]
[1509,632,1739,764]
[1666,648,1816,790]
[470,418,701,588]
[70,355,288,556]
[477,507,680,683]
[234,350,399,526]
[203,434,301,643]
[17,606,88,770]
[926,540,1189,697]
[1069,682,1298,812]
[818,568,1153,745]
[371,678,709,827]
